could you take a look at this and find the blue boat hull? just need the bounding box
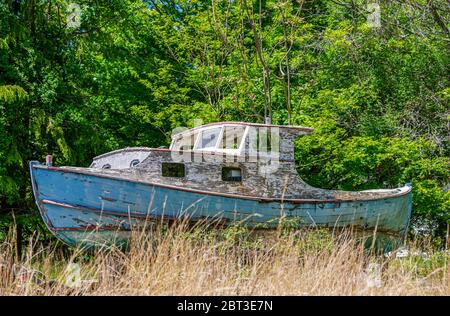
[29,162,412,247]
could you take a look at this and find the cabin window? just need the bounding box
[219,126,246,150]
[196,127,221,150]
[130,159,140,167]
[102,164,111,169]
[222,167,242,182]
[162,162,185,178]
[172,132,198,151]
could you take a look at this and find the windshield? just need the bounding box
[171,132,199,151]
[195,127,222,150]
[218,125,246,150]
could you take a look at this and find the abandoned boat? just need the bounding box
[29,122,412,247]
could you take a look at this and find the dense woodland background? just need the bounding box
[0,0,448,243]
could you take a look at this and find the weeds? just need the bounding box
[0,222,448,295]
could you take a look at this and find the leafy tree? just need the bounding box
[0,0,448,241]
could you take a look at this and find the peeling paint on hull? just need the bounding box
[29,161,412,248]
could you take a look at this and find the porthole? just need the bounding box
[130,159,140,167]
[102,164,111,169]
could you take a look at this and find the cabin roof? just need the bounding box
[169,121,313,156]
[93,122,313,160]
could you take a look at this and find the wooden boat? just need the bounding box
[29,122,412,247]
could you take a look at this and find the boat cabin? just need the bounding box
[89,122,331,199]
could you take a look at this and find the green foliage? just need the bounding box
[0,85,28,103]
[412,181,450,235]
[387,250,450,279]
[0,0,448,241]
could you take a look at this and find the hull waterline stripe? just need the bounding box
[41,199,229,232]
[42,199,155,219]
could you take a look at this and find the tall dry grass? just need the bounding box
[0,221,449,296]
